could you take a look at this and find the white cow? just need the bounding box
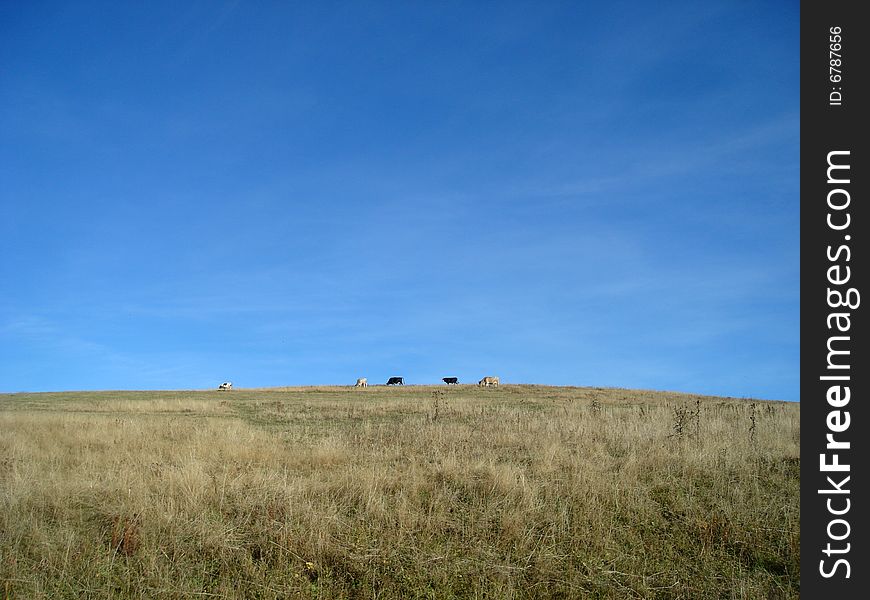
[354,378,368,387]
[478,376,499,387]
[218,382,233,390]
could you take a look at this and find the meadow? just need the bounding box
[0,385,799,599]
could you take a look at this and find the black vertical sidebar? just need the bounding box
[801,0,867,597]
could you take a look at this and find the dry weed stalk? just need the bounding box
[110,513,141,556]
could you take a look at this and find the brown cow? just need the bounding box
[478,376,499,387]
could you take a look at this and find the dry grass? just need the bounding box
[0,385,799,599]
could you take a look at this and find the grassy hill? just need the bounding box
[0,385,799,599]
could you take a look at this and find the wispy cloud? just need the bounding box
[0,313,200,391]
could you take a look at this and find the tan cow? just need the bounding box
[478,376,499,387]
[354,378,368,387]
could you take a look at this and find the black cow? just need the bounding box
[386,376,404,385]
[442,377,459,385]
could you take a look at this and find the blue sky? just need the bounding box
[0,1,799,399]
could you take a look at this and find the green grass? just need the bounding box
[0,385,799,599]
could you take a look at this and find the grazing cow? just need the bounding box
[354,378,368,387]
[478,376,499,387]
[386,376,404,385]
[442,377,459,385]
[218,382,233,390]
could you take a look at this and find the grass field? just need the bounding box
[0,385,799,599]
